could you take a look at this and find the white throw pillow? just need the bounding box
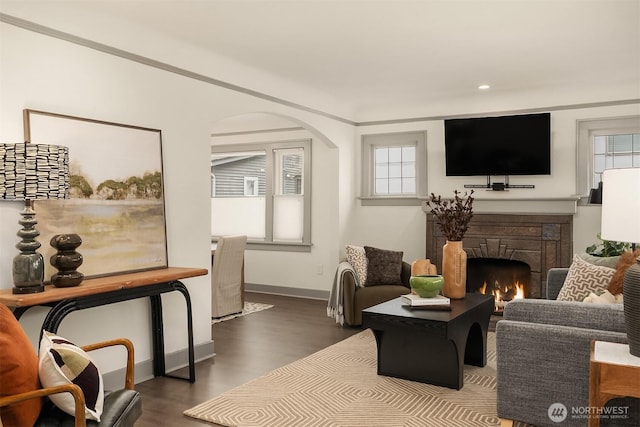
[38,331,104,421]
[345,245,368,287]
[557,255,615,302]
[583,290,623,304]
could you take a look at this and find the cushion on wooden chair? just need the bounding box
[0,303,142,427]
[0,303,42,426]
[38,331,105,421]
[34,389,142,427]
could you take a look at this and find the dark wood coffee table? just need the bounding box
[362,293,494,389]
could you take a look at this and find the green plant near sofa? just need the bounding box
[585,232,631,257]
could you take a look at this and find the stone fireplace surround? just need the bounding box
[424,209,573,299]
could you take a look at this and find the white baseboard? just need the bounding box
[103,284,328,390]
[245,283,329,300]
[102,340,215,390]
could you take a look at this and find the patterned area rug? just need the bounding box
[211,302,274,325]
[185,330,525,426]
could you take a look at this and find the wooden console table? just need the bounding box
[0,267,208,383]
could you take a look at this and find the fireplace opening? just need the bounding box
[466,258,531,314]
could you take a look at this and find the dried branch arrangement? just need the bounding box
[427,190,474,241]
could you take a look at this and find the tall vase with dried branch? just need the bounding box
[427,190,474,299]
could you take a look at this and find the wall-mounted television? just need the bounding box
[444,112,551,176]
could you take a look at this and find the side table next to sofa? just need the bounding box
[589,340,640,427]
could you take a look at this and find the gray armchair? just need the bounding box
[496,268,639,426]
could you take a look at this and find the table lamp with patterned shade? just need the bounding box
[0,142,70,294]
[600,167,640,356]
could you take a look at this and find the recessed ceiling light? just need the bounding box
[478,84,490,90]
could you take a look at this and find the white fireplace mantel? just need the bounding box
[421,197,579,215]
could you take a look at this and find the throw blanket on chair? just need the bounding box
[327,262,356,326]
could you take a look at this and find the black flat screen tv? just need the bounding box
[444,112,551,176]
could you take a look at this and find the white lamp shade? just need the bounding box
[600,168,640,244]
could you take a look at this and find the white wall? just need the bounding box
[210,119,342,292]
[0,21,354,377]
[352,103,640,264]
[1,7,639,380]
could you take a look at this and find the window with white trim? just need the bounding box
[361,131,427,205]
[592,133,640,187]
[211,139,311,247]
[577,116,640,197]
[374,146,416,194]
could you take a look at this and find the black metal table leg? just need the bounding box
[149,294,166,378]
[157,281,195,382]
[23,279,196,383]
[175,282,195,382]
[11,306,31,320]
[41,299,78,341]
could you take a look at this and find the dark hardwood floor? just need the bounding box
[134,292,361,426]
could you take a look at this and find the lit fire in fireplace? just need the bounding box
[479,280,525,313]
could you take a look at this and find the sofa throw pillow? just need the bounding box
[583,290,623,304]
[0,304,42,427]
[556,255,615,302]
[607,249,640,295]
[345,245,368,286]
[577,253,621,269]
[38,331,104,421]
[364,246,404,286]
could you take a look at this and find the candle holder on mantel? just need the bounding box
[49,234,84,287]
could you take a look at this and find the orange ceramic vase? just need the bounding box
[442,240,466,299]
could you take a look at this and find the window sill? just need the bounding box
[359,196,424,206]
[211,239,312,252]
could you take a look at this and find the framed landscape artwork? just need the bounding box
[24,109,168,281]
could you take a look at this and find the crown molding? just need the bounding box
[2,13,638,128]
[0,13,356,126]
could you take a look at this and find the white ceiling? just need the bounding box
[2,1,640,121]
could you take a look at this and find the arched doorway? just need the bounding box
[209,112,340,297]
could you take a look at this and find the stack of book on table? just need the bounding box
[401,294,451,310]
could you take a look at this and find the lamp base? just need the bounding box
[12,252,45,294]
[12,284,45,294]
[11,200,45,293]
[623,257,640,357]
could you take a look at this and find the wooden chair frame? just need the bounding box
[0,338,135,427]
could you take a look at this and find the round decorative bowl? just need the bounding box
[409,275,444,298]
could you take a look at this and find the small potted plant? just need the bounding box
[427,190,475,241]
[586,233,631,257]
